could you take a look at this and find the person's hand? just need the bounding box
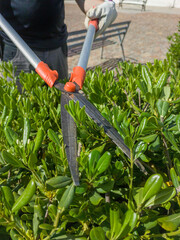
[84,0,117,37]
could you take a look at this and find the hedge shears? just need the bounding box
[0,14,147,186]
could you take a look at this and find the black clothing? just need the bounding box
[0,0,67,50]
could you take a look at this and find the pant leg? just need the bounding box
[2,42,31,91]
[2,41,68,86]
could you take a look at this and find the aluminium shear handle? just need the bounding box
[64,20,98,92]
[0,13,98,90]
[0,13,58,87]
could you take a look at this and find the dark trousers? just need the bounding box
[2,41,68,88]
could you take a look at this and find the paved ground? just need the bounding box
[65,2,180,72]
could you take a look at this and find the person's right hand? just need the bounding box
[84,0,117,37]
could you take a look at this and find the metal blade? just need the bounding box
[70,91,148,175]
[61,93,80,186]
[54,82,147,175]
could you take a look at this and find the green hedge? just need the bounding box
[0,36,180,239]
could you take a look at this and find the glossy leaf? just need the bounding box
[88,150,101,177]
[39,223,54,230]
[137,117,147,136]
[134,141,147,159]
[33,128,44,152]
[95,151,111,176]
[110,206,122,239]
[174,158,180,176]
[141,66,153,93]
[28,152,37,170]
[48,129,61,146]
[138,134,157,143]
[1,186,15,210]
[12,179,36,213]
[133,187,144,208]
[142,174,163,203]
[124,136,134,150]
[4,126,18,146]
[33,204,44,238]
[118,209,138,238]
[46,176,72,190]
[89,191,103,206]
[156,99,169,118]
[156,72,169,90]
[58,183,75,212]
[170,168,180,188]
[163,130,180,152]
[158,213,180,231]
[90,227,105,240]
[23,117,30,146]
[2,151,25,168]
[144,187,176,207]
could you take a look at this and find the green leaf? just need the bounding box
[136,79,147,95]
[156,72,169,90]
[93,143,106,154]
[156,99,169,118]
[124,136,134,150]
[137,117,147,136]
[95,151,111,176]
[134,141,147,159]
[4,126,18,146]
[144,187,176,207]
[33,204,44,238]
[46,176,72,190]
[89,93,104,104]
[174,158,180,176]
[89,191,103,206]
[96,179,114,193]
[2,151,25,168]
[141,66,153,93]
[10,229,20,240]
[33,128,44,152]
[12,179,36,213]
[23,117,30,147]
[133,187,144,208]
[138,134,158,144]
[90,227,105,240]
[48,204,57,221]
[118,209,138,238]
[58,183,75,212]
[51,235,86,240]
[158,213,180,231]
[170,168,180,188]
[162,86,171,101]
[28,152,37,169]
[163,130,180,152]
[39,223,54,230]
[1,186,15,210]
[88,150,101,177]
[142,174,163,203]
[48,129,61,147]
[146,92,155,107]
[110,206,122,239]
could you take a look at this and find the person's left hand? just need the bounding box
[84,0,117,37]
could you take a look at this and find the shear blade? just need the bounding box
[61,93,80,186]
[54,82,147,175]
[69,91,148,175]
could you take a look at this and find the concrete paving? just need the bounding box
[65,2,180,72]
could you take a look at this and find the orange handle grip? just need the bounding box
[64,66,86,92]
[35,61,58,88]
[89,19,98,31]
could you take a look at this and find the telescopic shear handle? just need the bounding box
[0,13,58,88]
[64,19,98,92]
